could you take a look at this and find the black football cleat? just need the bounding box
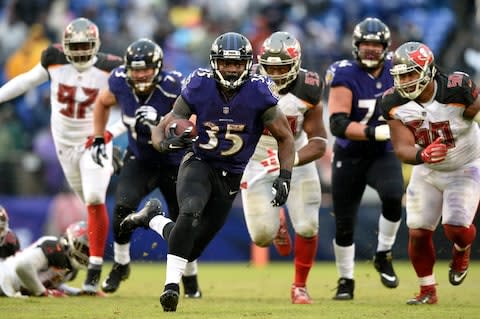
[160,284,180,312]
[82,267,101,295]
[333,278,354,300]
[120,199,164,233]
[374,250,399,288]
[182,275,202,298]
[101,262,130,293]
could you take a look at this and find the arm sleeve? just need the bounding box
[0,63,49,103]
[14,247,49,296]
[172,96,193,118]
[106,119,127,138]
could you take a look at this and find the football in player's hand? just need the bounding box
[165,119,197,137]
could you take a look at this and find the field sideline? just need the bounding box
[1,261,479,319]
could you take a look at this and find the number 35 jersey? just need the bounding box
[41,44,123,145]
[182,68,279,174]
[380,72,480,171]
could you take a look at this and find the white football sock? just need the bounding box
[183,259,198,276]
[113,242,131,265]
[165,254,188,286]
[149,215,173,239]
[377,215,401,252]
[333,239,355,279]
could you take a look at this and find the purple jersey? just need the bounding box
[109,66,184,165]
[182,68,279,173]
[325,56,394,156]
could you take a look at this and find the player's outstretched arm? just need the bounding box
[0,64,48,103]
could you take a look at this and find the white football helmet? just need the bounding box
[62,18,100,71]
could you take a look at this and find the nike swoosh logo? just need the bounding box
[229,190,238,195]
[453,272,467,282]
[381,273,397,282]
[168,144,183,149]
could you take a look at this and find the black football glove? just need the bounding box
[158,124,194,153]
[135,105,160,127]
[271,169,291,207]
[91,136,107,167]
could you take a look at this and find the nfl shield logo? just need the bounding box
[223,106,230,114]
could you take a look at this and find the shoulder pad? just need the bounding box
[249,74,280,103]
[324,59,355,87]
[41,44,68,68]
[164,70,183,82]
[436,72,478,106]
[38,238,72,269]
[183,68,213,90]
[288,70,323,105]
[111,65,127,79]
[379,87,408,120]
[95,52,124,72]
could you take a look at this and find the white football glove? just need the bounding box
[135,105,160,126]
[374,124,391,141]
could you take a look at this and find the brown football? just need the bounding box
[165,119,197,137]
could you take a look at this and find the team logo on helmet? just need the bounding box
[407,44,432,68]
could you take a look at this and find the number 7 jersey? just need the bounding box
[380,71,480,171]
[325,56,394,155]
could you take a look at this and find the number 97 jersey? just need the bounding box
[41,44,123,146]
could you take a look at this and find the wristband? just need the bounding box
[364,126,376,141]
[415,150,424,164]
[308,136,328,144]
[279,169,292,180]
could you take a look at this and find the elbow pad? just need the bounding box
[329,112,351,138]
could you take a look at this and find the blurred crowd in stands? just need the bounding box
[0,0,477,197]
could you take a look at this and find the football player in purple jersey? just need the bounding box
[92,38,201,297]
[0,206,20,260]
[380,41,480,305]
[0,18,124,294]
[325,17,404,300]
[120,32,295,312]
[241,31,328,304]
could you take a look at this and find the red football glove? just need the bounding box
[85,131,113,149]
[421,137,447,163]
[42,289,66,297]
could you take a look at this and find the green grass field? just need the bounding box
[1,260,479,319]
